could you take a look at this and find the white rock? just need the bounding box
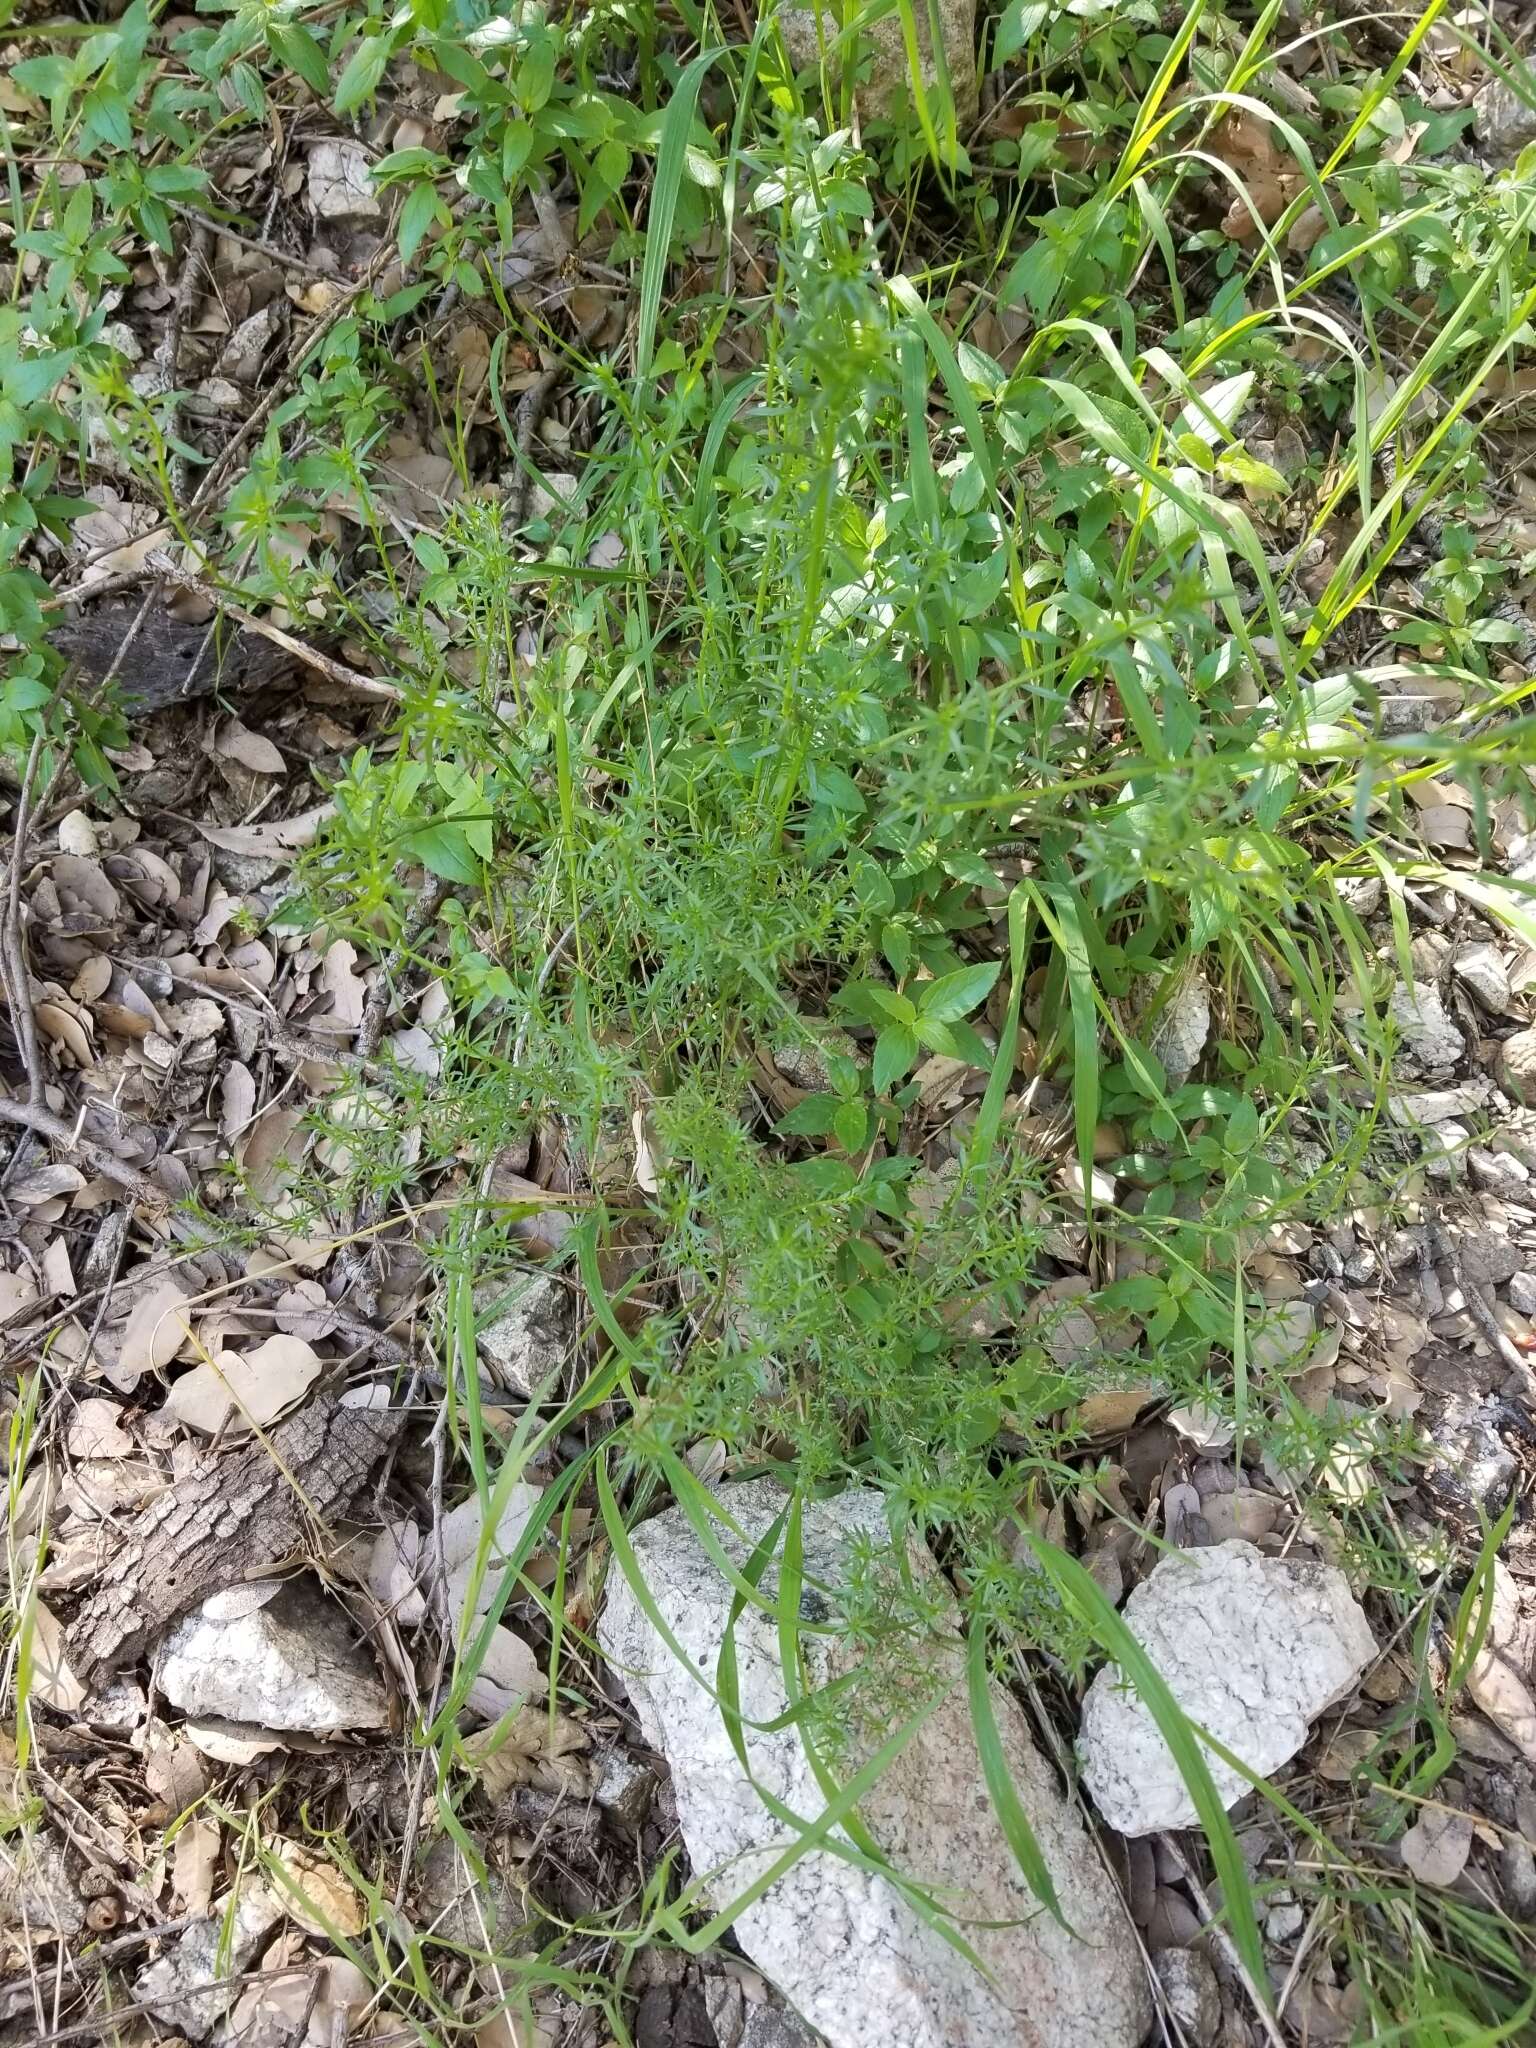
[1423,1120,1470,1182]
[476,1271,575,1398]
[0,1832,83,1938]
[1454,944,1511,1015]
[1475,75,1536,162]
[307,138,381,221]
[1152,1949,1220,2048]
[1386,1082,1490,1126]
[135,1884,282,2040]
[778,0,977,121]
[600,1481,1149,2048]
[1078,1540,1375,1836]
[1389,981,1464,1073]
[1509,1271,1536,1315]
[1147,969,1211,1090]
[158,1577,387,1735]
[1470,1147,1530,1194]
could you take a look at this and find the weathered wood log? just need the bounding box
[49,602,298,711]
[69,1395,400,1680]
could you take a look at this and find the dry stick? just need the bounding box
[1427,1215,1536,1402]
[156,573,401,701]
[356,873,451,1060]
[0,1098,170,1210]
[507,365,564,530]
[1156,1833,1289,2048]
[157,221,211,509]
[167,200,322,279]
[390,1402,453,1914]
[2,731,47,1109]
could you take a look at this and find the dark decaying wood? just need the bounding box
[69,1396,401,1680]
[50,602,299,710]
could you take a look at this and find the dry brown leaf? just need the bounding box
[35,1000,95,1068]
[231,1956,371,2044]
[144,1718,208,1811]
[114,1278,195,1389]
[320,939,367,1028]
[216,719,286,775]
[462,1705,590,1799]
[441,1484,545,1627]
[197,800,334,864]
[41,1235,75,1297]
[220,1061,257,1140]
[1399,1805,1473,1887]
[73,487,169,578]
[171,1817,220,1914]
[1314,1725,1378,1781]
[7,1162,85,1206]
[71,956,113,1005]
[67,1397,134,1459]
[270,1840,364,1936]
[375,430,460,526]
[162,1333,323,1435]
[367,1517,425,1624]
[0,1270,37,1321]
[1468,1563,1536,1762]
[181,1717,286,1764]
[1070,1386,1160,1435]
[31,1598,85,1710]
[238,1104,305,1202]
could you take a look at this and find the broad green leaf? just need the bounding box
[268,21,329,96]
[334,32,391,115]
[918,960,1001,1023]
[873,1023,917,1095]
[404,822,478,883]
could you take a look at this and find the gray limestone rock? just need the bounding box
[157,1578,387,1734]
[1389,981,1464,1074]
[1078,1540,1375,1836]
[1475,75,1536,163]
[475,1270,575,1398]
[778,0,978,124]
[600,1480,1149,2048]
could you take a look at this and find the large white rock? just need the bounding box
[158,1577,388,1735]
[778,0,978,124]
[600,1481,1149,2048]
[1078,1540,1375,1836]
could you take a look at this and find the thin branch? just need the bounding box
[0,1097,171,1215]
[3,731,47,1108]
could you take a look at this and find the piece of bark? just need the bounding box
[68,1396,400,1680]
[50,602,300,711]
